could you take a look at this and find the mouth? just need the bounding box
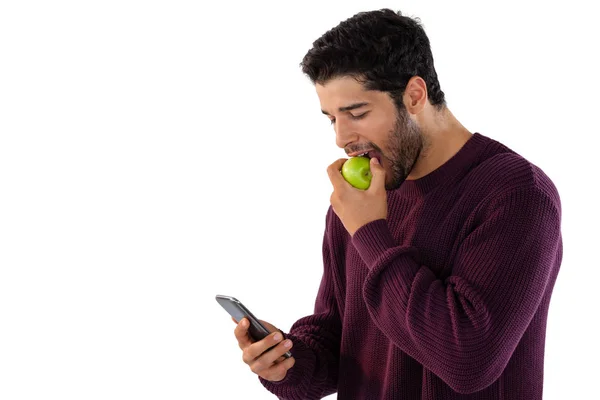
[348,150,372,158]
[348,150,381,163]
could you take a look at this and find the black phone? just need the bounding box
[215,294,292,358]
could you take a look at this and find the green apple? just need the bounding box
[341,156,372,190]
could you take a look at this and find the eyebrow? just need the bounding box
[321,102,370,115]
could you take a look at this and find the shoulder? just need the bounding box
[462,141,561,215]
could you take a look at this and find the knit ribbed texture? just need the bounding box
[260,133,562,399]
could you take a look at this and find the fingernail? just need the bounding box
[371,157,379,165]
[273,333,282,341]
[241,319,248,328]
[284,340,292,348]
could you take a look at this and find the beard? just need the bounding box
[370,106,425,190]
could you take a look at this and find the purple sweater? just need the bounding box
[261,132,562,399]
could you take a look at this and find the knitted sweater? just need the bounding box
[260,132,563,399]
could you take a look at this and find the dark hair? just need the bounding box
[300,9,446,111]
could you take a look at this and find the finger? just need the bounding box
[261,356,296,382]
[234,318,253,350]
[249,338,293,375]
[327,158,349,188]
[262,338,293,365]
[368,157,386,192]
[242,330,284,364]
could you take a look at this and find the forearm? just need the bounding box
[359,244,505,394]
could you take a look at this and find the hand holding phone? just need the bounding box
[216,295,296,382]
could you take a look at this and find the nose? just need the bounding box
[334,119,359,149]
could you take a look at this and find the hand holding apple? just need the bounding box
[327,157,388,236]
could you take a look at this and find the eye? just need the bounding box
[351,112,369,120]
[328,112,369,126]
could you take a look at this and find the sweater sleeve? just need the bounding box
[351,185,562,394]
[259,209,342,399]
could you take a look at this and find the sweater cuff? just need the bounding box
[259,332,316,395]
[351,219,397,269]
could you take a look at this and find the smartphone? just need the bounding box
[215,294,292,358]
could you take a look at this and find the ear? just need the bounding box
[403,76,428,114]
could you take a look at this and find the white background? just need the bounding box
[1,0,598,399]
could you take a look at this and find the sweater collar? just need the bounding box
[392,132,488,197]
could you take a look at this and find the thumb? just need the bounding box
[369,157,386,190]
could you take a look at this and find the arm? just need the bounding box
[260,209,342,400]
[351,185,562,394]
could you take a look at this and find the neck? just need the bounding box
[406,107,472,180]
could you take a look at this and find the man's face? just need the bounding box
[316,76,424,190]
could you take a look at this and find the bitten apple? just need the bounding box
[341,156,372,190]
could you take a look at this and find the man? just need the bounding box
[232,8,562,399]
